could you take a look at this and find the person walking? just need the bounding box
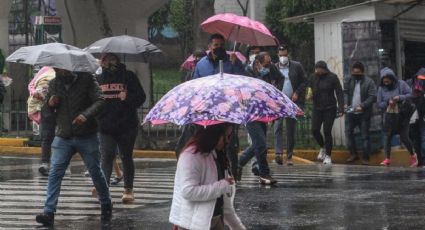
[176,33,245,178]
[237,52,281,185]
[169,123,245,230]
[310,61,344,165]
[407,67,425,167]
[96,53,146,203]
[27,67,56,176]
[35,68,112,226]
[273,45,307,166]
[344,61,377,165]
[378,67,418,167]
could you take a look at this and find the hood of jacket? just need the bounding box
[380,67,398,88]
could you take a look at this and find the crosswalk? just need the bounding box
[0,164,372,229]
[0,168,177,229]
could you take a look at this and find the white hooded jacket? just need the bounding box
[169,146,246,230]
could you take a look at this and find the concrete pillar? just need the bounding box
[55,0,169,109]
[0,1,12,132]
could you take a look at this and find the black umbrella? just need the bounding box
[85,35,163,62]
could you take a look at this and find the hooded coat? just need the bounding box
[376,67,412,110]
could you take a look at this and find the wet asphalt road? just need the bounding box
[1,154,425,229]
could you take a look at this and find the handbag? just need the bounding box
[383,104,400,134]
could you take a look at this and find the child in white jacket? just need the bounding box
[169,123,246,230]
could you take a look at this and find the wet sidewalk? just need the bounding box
[1,154,424,229]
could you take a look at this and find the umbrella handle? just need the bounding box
[219,60,223,78]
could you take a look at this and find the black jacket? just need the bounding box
[47,72,105,138]
[275,60,307,107]
[343,75,377,116]
[96,64,146,135]
[310,71,344,113]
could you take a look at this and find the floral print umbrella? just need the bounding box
[144,73,302,126]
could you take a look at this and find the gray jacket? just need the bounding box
[47,72,105,138]
[343,75,377,116]
[275,60,308,107]
[377,67,412,110]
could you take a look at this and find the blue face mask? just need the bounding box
[259,67,270,77]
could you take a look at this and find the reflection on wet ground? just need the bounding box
[1,155,424,229]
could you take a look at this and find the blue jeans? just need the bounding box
[274,117,297,159]
[239,122,270,176]
[44,135,111,213]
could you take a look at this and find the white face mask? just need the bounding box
[279,56,289,65]
[249,54,256,63]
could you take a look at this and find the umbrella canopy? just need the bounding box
[85,35,162,62]
[181,51,246,71]
[6,43,99,73]
[144,73,302,126]
[201,13,278,46]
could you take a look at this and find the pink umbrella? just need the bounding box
[181,51,247,71]
[201,13,278,47]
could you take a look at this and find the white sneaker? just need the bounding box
[323,155,332,165]
[317,148,326,161]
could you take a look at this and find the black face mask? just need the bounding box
[352,74,364,80]
[213,47,227,61]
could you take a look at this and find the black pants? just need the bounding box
[312,108,337,156]
[100,128,138,189]
[346,113,371,160]
[409,121,423,165]
[383,116,414,158]
[40,114,56,164]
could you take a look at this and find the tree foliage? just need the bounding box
[170,0,194,57]
[148,3,170,40]
[266,0,364,73]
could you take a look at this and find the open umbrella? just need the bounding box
[181,51,247,71]
[201,13,278,47]
[6,43,99,73]
[144,72,302,126]
[85,35,162,62]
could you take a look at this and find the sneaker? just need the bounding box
[287,159,294,166]
[101,202,113,221]
[84,170,90,177]
[38,163,49,176]
[259,175,277,185]
[275,154,283,165]
[122,188,135,204]
[323,155,332,165]
[410,154,418,167]
[110,176,123,186]
[317,148,326,161]
[362,160,369,165]
[380,158,391,166]
[36,212,54,226]
[346,155,359,163]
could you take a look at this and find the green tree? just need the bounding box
[266,0,364,73]
[170,0,194,58]
[148,3,171,40]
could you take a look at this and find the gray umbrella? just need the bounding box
[6,43,99,73]
[84,35,163,62]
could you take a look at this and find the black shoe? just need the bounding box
[346,155,359,163]
[259,175,277,185]
[38,164,49,176]
[275,154,283,165]
[110,176,123,186]
[101,203,113,221]
[36,212,54,226]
